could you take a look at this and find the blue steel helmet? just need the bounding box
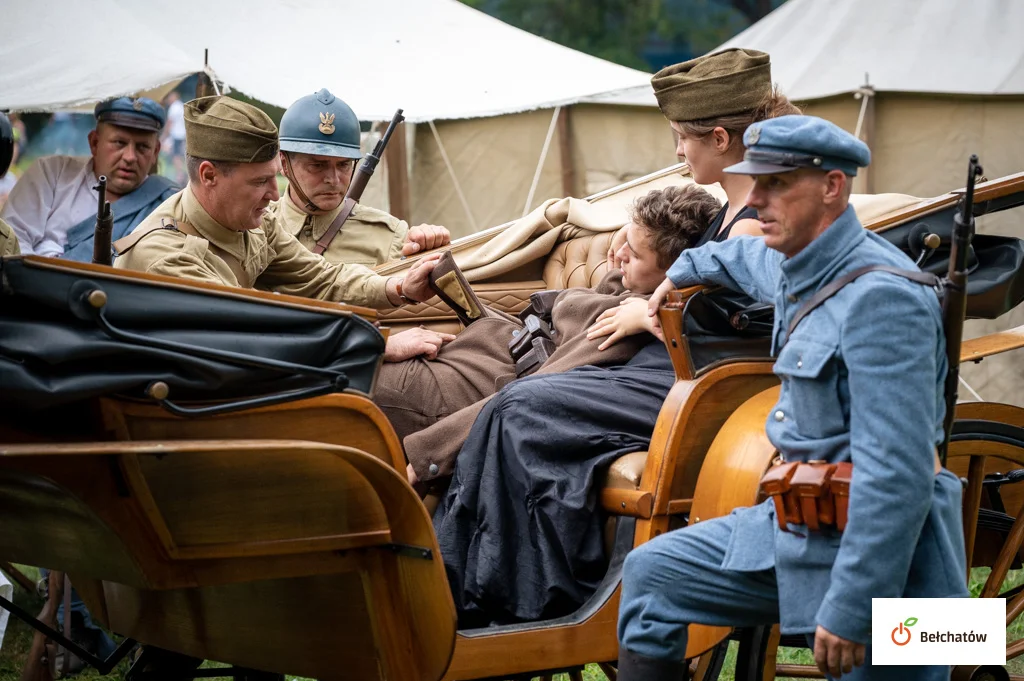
[279,88,362,159]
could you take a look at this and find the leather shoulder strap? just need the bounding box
[113,218,251,288]
[313,198,356,256]
[786,265,941,340]
[112,220,177,255]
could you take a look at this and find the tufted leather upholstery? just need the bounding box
[542,231,618,290]
[602,451,648,490]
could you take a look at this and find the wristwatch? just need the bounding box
[394,279,412,304]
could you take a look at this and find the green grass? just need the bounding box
[3,566,1022,681]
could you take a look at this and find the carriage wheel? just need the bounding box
[717,409,1024,680]
[951,413,1024,673]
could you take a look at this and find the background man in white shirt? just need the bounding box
[0,97,178,260]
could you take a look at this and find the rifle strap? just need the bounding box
[786,265,941,341]
[313,198,356,256]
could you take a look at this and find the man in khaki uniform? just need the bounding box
[270,88,449,266]
[114,96,450,360]
[0,220,18,256]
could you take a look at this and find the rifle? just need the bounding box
[92,176,113,266]
[937,155,984,466]
[312,108,405,256]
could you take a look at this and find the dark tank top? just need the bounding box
[695,203,759,246]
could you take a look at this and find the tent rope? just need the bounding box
[958,375,985,402]
[428,120,477,232]
[522,106,561,217]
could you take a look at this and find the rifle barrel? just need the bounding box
[92,176,114,266]
[938,156,983,466]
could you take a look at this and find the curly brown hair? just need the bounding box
[629,184,722,269]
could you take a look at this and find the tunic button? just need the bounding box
[428,463,439,475]
[774,410,785,422]
[797,359,803,369]
[787,294,798,303]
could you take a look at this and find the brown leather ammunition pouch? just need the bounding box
[517,290,561,324]
[759,461,852,533]
[509,314,557,377]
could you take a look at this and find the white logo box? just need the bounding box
[871,598,1005,666]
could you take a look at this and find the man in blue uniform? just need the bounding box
[618,115,968,680]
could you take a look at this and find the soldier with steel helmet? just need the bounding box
[269,88,449,267]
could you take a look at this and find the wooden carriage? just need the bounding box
[2,164,1024,681]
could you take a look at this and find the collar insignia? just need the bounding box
[319,112,336,135]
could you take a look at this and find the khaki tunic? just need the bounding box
[0,218,21,256]
[270,192,409,266]
[113,186,393,309]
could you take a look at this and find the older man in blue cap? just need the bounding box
[0,96,178,261]
[619,114,968,680]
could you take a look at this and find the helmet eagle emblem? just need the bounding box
[318,112,336,135]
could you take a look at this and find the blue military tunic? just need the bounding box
[658,204,968,642]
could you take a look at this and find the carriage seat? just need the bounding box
[541,229,619,290]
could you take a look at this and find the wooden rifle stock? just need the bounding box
[346,108,405,205]
[92,176,113,266]
[938,155,983,466]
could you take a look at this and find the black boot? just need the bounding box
[617,647,689,681]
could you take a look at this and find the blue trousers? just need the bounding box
[617,514,949,681]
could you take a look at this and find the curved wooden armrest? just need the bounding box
[657,286,704,381]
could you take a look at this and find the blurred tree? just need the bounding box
[459,0,787,71]
[461,0,663,70]
[727,0,775,23]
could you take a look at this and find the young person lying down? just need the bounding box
[371,184,722,485]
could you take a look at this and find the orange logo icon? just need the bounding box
[891,617,917,646]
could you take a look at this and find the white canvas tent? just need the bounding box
[0,0,676,237]
[717,0,1024,405]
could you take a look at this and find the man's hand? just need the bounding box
[393,252,443,303]
[606,224,628,271]
[402,224,450,256]
[646,277,676,342]
[586,298,652,350]
[813,625,865,679]
[383,326,456,362]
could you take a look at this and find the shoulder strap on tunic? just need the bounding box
[786,265,941,341]
[112,218,251,288]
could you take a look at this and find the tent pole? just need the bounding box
[384,121,411,223]
[523,106,561,217]
[557,106,577,198]
[427,120,477,232]
[853,77,876,194]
